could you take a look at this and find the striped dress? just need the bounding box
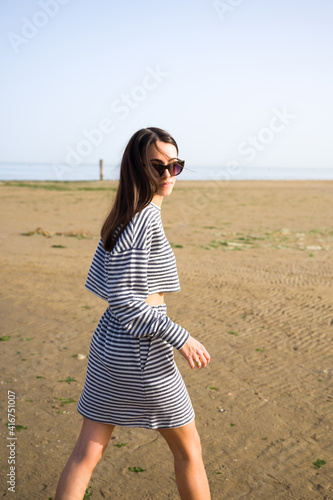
[77,202,195,429]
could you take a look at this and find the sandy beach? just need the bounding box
[0,179,332,500]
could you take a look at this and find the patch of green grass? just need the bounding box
[207,386,219,391]
[235,236,255,244]
[16,424,28,432]
[52,244,67,248]
[227,331,239,336]
[114,442,128,448]
[55,397,76,405]
[4,181,71,190]
[0,336,11,341]
[170,243,184,248]
[3,181,117,192]
[256,348,265,352]
[202,239,229,250]
[20,337,34,341]
[58,377,78,384]
[77,186,117,191]
[313,459,326,469]
[230,423,236,427]
[6,423,27,432]
[199,227,333,252]
[36,376,45,379]
[128,467,146,472]
[83,486,92,499]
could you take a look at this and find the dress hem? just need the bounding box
[77,407,195,430]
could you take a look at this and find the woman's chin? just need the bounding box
[159,186,174,197]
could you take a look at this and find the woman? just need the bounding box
[55,127,211,500]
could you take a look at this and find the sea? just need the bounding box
[0,163,333,182]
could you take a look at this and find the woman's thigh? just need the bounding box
[74,417,115,461]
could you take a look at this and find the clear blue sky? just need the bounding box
[1,0,332,171]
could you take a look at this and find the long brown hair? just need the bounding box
[101,127,179,251]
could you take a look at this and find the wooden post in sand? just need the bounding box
[99,159,104,181]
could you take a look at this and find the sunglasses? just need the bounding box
[151,159,185,177]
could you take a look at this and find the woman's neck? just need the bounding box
[151,194,163,207]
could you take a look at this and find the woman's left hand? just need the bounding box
[179,336,211,370]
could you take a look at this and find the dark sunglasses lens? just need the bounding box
[171,162,183,176]
[152,163,164,175]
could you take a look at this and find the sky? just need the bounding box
[1,0,333,175]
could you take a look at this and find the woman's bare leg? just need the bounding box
[158,419,211,500]
[55,417,115,500]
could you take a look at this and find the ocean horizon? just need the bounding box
[0,163,333,182]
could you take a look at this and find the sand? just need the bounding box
[0,180,332,499]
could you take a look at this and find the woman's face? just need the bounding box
[147,140,178,198]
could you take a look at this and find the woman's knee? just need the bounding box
[178,428,202,461]
[159,421,203,462]
[71,437,104,467]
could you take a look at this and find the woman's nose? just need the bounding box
[161,167,171,179]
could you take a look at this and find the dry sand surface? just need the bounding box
[1,180,332,500]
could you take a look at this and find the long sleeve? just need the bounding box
[104,245,189,350]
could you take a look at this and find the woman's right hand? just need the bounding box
[179,336,211,370]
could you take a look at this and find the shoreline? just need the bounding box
[1,178,333,190]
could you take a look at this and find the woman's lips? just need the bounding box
[162,182,172,187]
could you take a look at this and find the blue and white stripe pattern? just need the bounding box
[77,202,195,429]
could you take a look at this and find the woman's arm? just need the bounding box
[105,246,189,350]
